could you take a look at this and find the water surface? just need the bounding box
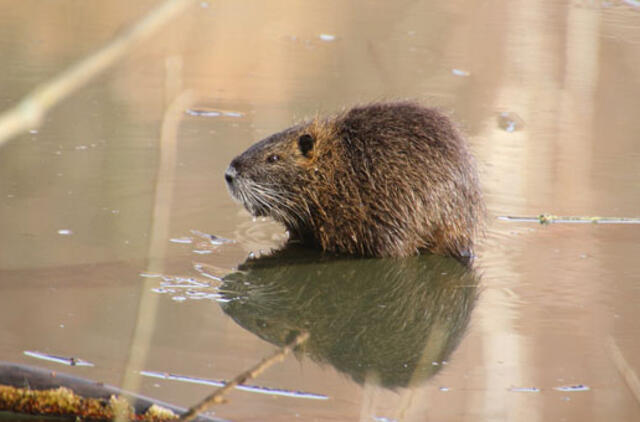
[1,0,639,420]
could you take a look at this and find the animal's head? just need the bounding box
[224,119,339,232]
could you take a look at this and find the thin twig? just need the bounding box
[498,214,640,225]
[178,332,310,422]
[0,0,198,148]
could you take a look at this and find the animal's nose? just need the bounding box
[224,165,237,184]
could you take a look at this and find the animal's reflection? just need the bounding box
[220,247,479,389]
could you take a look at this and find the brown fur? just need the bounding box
[225,101,484,258]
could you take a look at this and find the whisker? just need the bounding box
[231,176,313,235]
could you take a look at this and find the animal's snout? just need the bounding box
[224,164,237,185]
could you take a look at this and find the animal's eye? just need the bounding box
[266,154,280,163]
[298,134,315,157]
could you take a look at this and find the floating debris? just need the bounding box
[169,237,193,244]
[193,249,213,255]
[57,229,73,236]
[190,230,234,245]
[185,108,245,118]
[141,370,328,400]
[23,351,94,367]
[188,109,220,117]
[499,214,640,225]
[554,384,590,392]
[451,68,470,77]
[497,112,525,132]
[139,273,163,278]
[509,386,541,392]
[151,288,171,294]
[319,33,336,42]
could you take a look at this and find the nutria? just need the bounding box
[224,101,483,258]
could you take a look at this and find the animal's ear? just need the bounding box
[298,134,315,157]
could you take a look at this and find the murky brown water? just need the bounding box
[1,0,640,420]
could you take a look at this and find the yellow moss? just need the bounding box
[144,403,179,421]
[0,384,179,421]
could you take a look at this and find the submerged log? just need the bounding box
[0,362,219,421]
